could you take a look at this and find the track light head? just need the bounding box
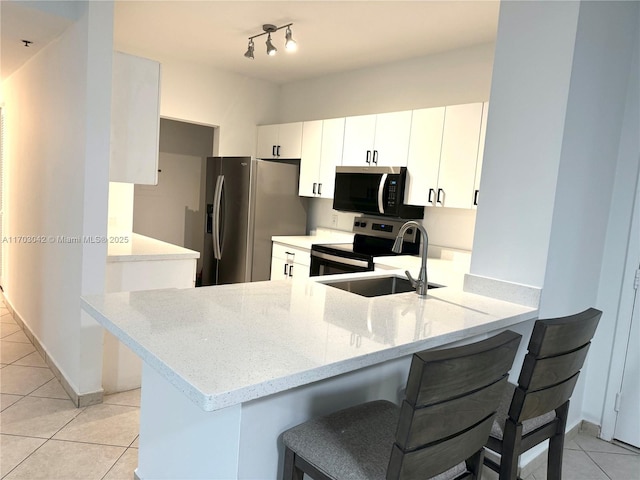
[266,33,277,56]
[244,39,255,59]
[285,26,297,51]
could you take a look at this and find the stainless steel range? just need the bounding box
[310,217,421,277]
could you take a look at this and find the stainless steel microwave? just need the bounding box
[332,166,424,219]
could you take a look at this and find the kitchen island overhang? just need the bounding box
[81,270,538,479]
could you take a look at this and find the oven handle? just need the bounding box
[377,173,388,214]
[311,250,370,269]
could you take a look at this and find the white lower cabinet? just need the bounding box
[299,118,345,198]
[270,243,311,280]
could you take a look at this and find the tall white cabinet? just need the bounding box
[109,52,161,185]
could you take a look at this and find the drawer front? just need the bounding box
[271,243,311,267]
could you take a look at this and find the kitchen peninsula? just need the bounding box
[81,261,538,479]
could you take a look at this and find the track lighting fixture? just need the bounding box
[244,23,297,59]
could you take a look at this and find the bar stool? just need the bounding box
[281,330,522,480]
[484,308,602,480]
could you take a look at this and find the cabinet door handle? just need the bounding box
[428,188,435,204]
[366,150,371,164]
[272,145,276,157]
[372,150,378,164]
[276,145,281,157]
[473,189,479,206]
[284,264,288,275]
[436,188,444,205]
[289,264,294,277]
[318,183,322,195]
[313,183,317,194]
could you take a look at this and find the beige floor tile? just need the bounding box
[0,323,21,338]
[0,341,35,364]
[0,364,54,395]
[0,434,46,477]
[573,432,637,455]
[53,403,139,447]
[531,449,609,480]
[0,393,23,412]
[12,351,47,368]
[3,439,125,480]
[29,378,71,401]
[588,451,640,480]
[2,330,31,344]
[0,396,83,438]
[102,448,139,480]
[103,388,141,407]
[565,439,581,450]
[130,435,139,448]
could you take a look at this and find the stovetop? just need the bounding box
[311,217,421,260]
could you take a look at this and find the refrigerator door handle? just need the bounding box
[212,174,224,260]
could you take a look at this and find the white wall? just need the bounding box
[3,2,112,396]
[280,43,495,248]
[279,42,495,121]
[471,0,639,430]
[114,48,281,157]
[587,5,640,433]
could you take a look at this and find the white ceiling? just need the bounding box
[2,1,500,85]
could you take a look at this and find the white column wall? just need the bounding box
[470,1,580,287]
[471,0,639,431]
[588,5,640,433]
[2,1,112,395]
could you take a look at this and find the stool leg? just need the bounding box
[283,447,304,480]
[499,420,522,480]
[547,402,569,480]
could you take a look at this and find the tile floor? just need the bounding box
[1,300,639,480]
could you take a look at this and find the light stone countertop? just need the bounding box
[82,257,537,412]
[107,233,200,262]
[271,228,355,251]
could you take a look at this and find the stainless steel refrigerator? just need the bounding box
[200,157,307,286]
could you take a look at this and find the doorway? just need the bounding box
[133,118,215,279]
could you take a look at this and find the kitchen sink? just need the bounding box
[322,275,443,298]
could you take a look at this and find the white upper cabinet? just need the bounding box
[472,102,489,209]
[341,114,376,166]
[299,121,323,197]
[299,118,345,198]
[405,107,446,206]
[110,52,161,185]
[435,103,485,209]
[257,122,303,159]
[341,111,411,167]
[373,111,412,166]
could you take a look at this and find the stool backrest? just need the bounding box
[509,308,602,423]
[387,330,522,480]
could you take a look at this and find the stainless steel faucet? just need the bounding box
[392,221,429,296]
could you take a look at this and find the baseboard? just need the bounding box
[2,294,103,408]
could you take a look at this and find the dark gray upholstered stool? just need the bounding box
[484,308,602,480]
[281,330,522,480]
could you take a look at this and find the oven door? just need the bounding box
[310,248,374,276]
